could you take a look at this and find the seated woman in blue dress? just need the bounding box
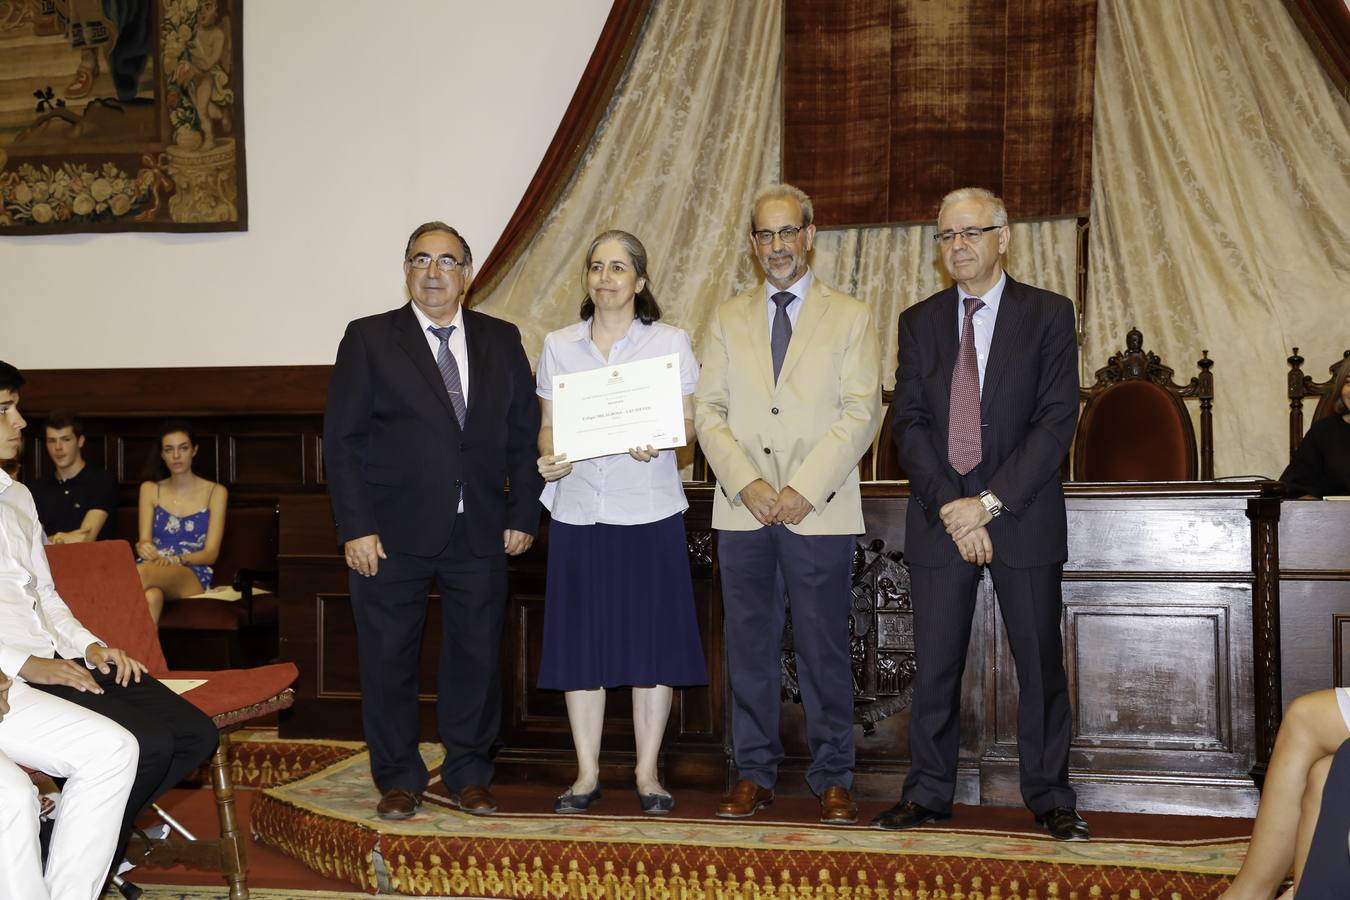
[135,419,228,624]
[1280,357,1350,498]
[535,230,707,815]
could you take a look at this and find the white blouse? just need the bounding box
[537,319,699,526]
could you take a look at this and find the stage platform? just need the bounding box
[248,740,1249,899]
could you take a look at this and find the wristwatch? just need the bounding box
[978,490,1004,518]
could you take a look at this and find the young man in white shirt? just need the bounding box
[1,361,221,894]
[0,361,141,899]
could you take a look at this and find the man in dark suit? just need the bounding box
[324,222,543,820]
[874,188,1088,841]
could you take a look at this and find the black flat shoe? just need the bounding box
[870,799,950,831]
[1035,806,1090,841]
[553,786,602,814]
[638,790,675,815]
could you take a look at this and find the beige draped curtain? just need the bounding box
[479,0,1348,480]
[1087,0,1350,478]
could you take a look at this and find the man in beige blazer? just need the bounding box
[695,183,881,825]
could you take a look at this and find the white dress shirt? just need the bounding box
[537,319,700,526]
[411,301,470,404]
[764,269,812,331]
[956,270,1007,390]
[0,470,103,678]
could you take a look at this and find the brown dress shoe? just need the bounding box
[716,779,774,818]
[818,786,858,825]
[376,788,422,820]
[449,783,498,815]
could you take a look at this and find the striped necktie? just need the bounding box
[428,325,467,428]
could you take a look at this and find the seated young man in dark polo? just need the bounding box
[30,410,119,544]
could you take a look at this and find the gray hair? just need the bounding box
[938,187,1008,226]
[750,183,814,230]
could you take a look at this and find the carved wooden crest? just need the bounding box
[780,539,914,734]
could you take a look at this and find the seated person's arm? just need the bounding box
[135,480,160,560]
[49,507,109,544]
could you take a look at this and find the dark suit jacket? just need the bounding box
[892,276,1079,569]
[323,303,543,559]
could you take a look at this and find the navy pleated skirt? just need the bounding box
[537,513,708,691]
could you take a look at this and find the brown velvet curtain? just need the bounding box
[466,0,652,304]
[782,0,1097,226]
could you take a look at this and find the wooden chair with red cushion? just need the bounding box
[44,539,298,900]
[1072,327,1215,482]
[1286,348,1350,461]
[873,389,908,482]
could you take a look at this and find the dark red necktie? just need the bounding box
[947,296,985,474]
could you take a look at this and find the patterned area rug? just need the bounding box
[253,746,1247,899]
[102,889,400,900]
[228,730,367,788]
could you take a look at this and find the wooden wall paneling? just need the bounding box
[1278,581,1350,710]
[17,366,332,416]
[229,433,307,486]
[1272,500,1350,716]
[1335,615,1350,687]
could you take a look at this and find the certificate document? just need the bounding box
[552,353,687,461]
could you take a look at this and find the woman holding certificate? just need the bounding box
[535,230,707,815]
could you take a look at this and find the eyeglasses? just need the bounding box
[933,225,1002,245]
[407,252,467,271]
[751,225,805,245]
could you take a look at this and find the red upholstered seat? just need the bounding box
[44,539,297,898]
[1071,328,1213,482]
[1075,380,1193,482]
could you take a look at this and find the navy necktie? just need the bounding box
[771,291,794,382]
[948,297,985,474]
[428,325,467,428]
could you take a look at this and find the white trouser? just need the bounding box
[0,679,139,900]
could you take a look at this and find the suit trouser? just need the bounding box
[34,666,220,867]
[0,680,139,900]
[351,516,507,794]
[902,553,1075,815]
[718,525,855,795]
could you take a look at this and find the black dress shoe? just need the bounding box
[870,799,950,831]
[554,785,602,814]
[638,790,675,814]
[1035,806,1090,841]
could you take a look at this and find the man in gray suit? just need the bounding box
[876,188,1088,841]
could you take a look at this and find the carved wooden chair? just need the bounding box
[1286,348,1350,461]
[872,389,908,481]
[44,539,298,900]
[1072,327,1215,481]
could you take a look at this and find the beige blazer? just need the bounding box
[694,276,882,535]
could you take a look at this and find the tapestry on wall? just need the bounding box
[0,0,246,233]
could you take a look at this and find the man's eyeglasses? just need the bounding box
[407,253,467,271]
[933,225,1002,245]
[751,225,805,245]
